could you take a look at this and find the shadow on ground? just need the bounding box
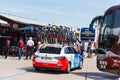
[19,67,65,74]
[71,72,120,80]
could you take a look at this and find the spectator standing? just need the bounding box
[37,41,42,50]
[1,38,6,56]
[76,39,81,54]
[4,39,11,59]
[73,43,77,51]
[87,39,93,58]
[81,42,85,56]
[26,37,34,59]
[17,38,24,60]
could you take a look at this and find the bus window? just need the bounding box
[114,9,120,28]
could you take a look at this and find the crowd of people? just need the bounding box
[2,35,94,60]
[1,26,95,60]
[3,37,35,60]
[73,39,93,58]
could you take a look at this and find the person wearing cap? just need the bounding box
[26,37,34,59]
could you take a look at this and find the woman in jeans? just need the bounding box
[17,38,24,60]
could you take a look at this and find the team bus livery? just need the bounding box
[80,27,95,41]
[96,5,120,75]
[79,27,99,52]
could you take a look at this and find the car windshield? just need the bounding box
[39,46,61,54]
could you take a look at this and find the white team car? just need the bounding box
[32,43,83,73]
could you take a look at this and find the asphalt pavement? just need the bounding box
[0,53,119,80]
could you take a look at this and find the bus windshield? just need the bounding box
[99,13,113,46]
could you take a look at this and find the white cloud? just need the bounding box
[9,8,23,13]
[11,6,65,16]
[70,11,90,18]
[112,0,120,4]
[36,7,64,15]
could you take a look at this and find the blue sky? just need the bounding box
[0,0,119,28]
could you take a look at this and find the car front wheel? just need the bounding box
[78,60,83,69]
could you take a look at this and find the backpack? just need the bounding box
[20,41,24,48]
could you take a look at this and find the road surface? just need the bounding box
[0,54,119,80]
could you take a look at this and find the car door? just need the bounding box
[70,47,81,68]
[64,47,73,60]
[64,47,80,68]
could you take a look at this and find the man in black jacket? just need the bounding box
[4,39,10,59]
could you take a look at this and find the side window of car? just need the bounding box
[68,47,73,53]
[64,47,70,54]
[70,47,77,53]
[65,47,75,54]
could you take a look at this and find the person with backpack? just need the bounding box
[17,38,24,60]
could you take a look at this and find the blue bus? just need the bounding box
[79,28,96,41]
[79,27,99,52]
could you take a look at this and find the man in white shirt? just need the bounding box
[26,37,34,59]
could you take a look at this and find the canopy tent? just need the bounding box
[19,25,38,42]
[19,25,33,31]
[19,25,40,34]
[0,13,43,26]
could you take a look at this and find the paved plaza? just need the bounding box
[0,54,119,80]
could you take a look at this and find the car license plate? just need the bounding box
[41,57,51,60]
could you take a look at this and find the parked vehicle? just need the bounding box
[95,5,120,75]
[79,27,99,53]
[32,43,83,73]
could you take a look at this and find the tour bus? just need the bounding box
[79,27,99,53]
[96,5,120,75]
